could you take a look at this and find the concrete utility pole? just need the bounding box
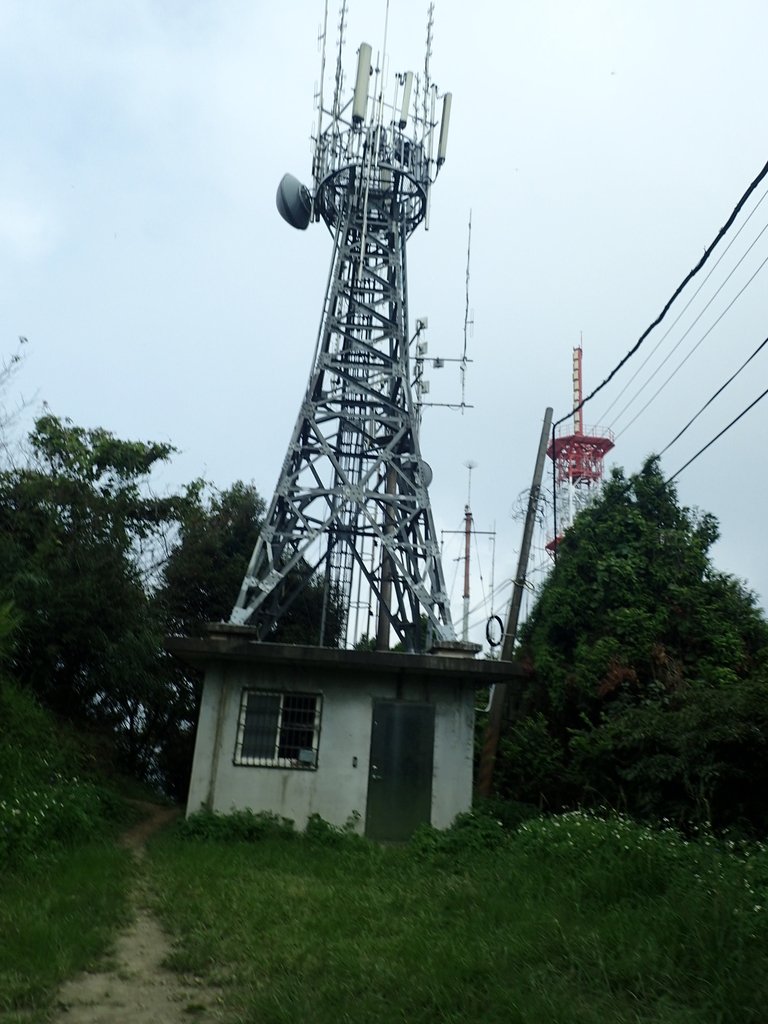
[475,407,554,799]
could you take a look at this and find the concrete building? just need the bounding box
[170,625,521,841]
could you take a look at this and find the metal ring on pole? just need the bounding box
[486,614,503,648]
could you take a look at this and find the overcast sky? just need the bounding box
[3,0,768,647]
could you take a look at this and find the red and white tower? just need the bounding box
[546,346,614,552]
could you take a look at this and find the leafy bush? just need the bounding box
[0,679,126,864]
[177,808,296,842]
[494,712,569,808]
[473,795,542,830]
[177,809,369,847]
[569,673,768,833]
[509,458,768,834]
[410,809,508,861]
[304,810,363,845]
[0,779,124,863]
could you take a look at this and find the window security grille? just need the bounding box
[234,691,321,769]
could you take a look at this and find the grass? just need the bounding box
[0,843,133,1023]
[148,810,768,1024]
[0,679,135,1021]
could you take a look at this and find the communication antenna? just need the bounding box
[234,3,456,652]
[413,211,474,417]
[314,2,329,163]
[461,211,473,410]
[440,460,495,644]
[462,459,477,642]
[423,5,433,135]
[465,458,476,506]
[546,345,615,552]
[332,0,348,123]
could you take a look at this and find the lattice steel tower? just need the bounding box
[546,346,615,552]
[230,5,455,652]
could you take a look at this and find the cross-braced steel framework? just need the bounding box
[546,346,615,552]
[231,23,455,651]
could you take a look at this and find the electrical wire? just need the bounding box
[669,383,768,482]
[447,549,461,603]
[597,185,768,423]
[608,218,768,430]
[554,155,768,429]
[616,248,768,438]
[660,334,768,456]
[472,529,488,614]
[465,576,513,625]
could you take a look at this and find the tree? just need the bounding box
[159,480,266,635]
[158,480,344,645]
[502,457,768,831]
[0,414,190,778]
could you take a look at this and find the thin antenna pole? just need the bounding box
[461,210,472,409]
[332,0,347,123]
[489,528,496,618]
[380,0,390,107]
[463,503,472,642]
[423,4,434,128]
[462,459,476,643]
[573,344,584,435]
[317,1,329,146]
[422,4,435,229]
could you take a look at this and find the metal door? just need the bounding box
[365,700,435,841]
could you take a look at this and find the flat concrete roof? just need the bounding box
[165,622,525,687]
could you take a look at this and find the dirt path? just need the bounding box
[54,802,225,1024]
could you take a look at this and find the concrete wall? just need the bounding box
[186,658,476,833]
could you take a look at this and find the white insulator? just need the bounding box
[437,92,452,165]
[352,42,372,125]
[398,71,413,129]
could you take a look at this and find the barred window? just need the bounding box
[234,690,321,769]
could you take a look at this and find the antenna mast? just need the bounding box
[547,344,614,552]
[462,460,476,642]
[462,211,472,409]
[412,210,475,419]
[233,4,455,652]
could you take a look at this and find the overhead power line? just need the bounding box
[660,333,768,456]
[610,220,768,432]
[554,155,768,429]
[598,185,768,424]
[616,249,768,438]
[668,382,768,481]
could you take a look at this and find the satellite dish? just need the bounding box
[421,460,433,487]
[276,173,311,230]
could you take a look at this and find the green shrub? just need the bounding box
[0,679,127,864]
[177,808,296,842]
[0,779,126,864]
[495,712,569,807]
[304,810,363,845]
[410,808,507,861]
[473,795,542,830]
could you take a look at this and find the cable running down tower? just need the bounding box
[231,6,455,652]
